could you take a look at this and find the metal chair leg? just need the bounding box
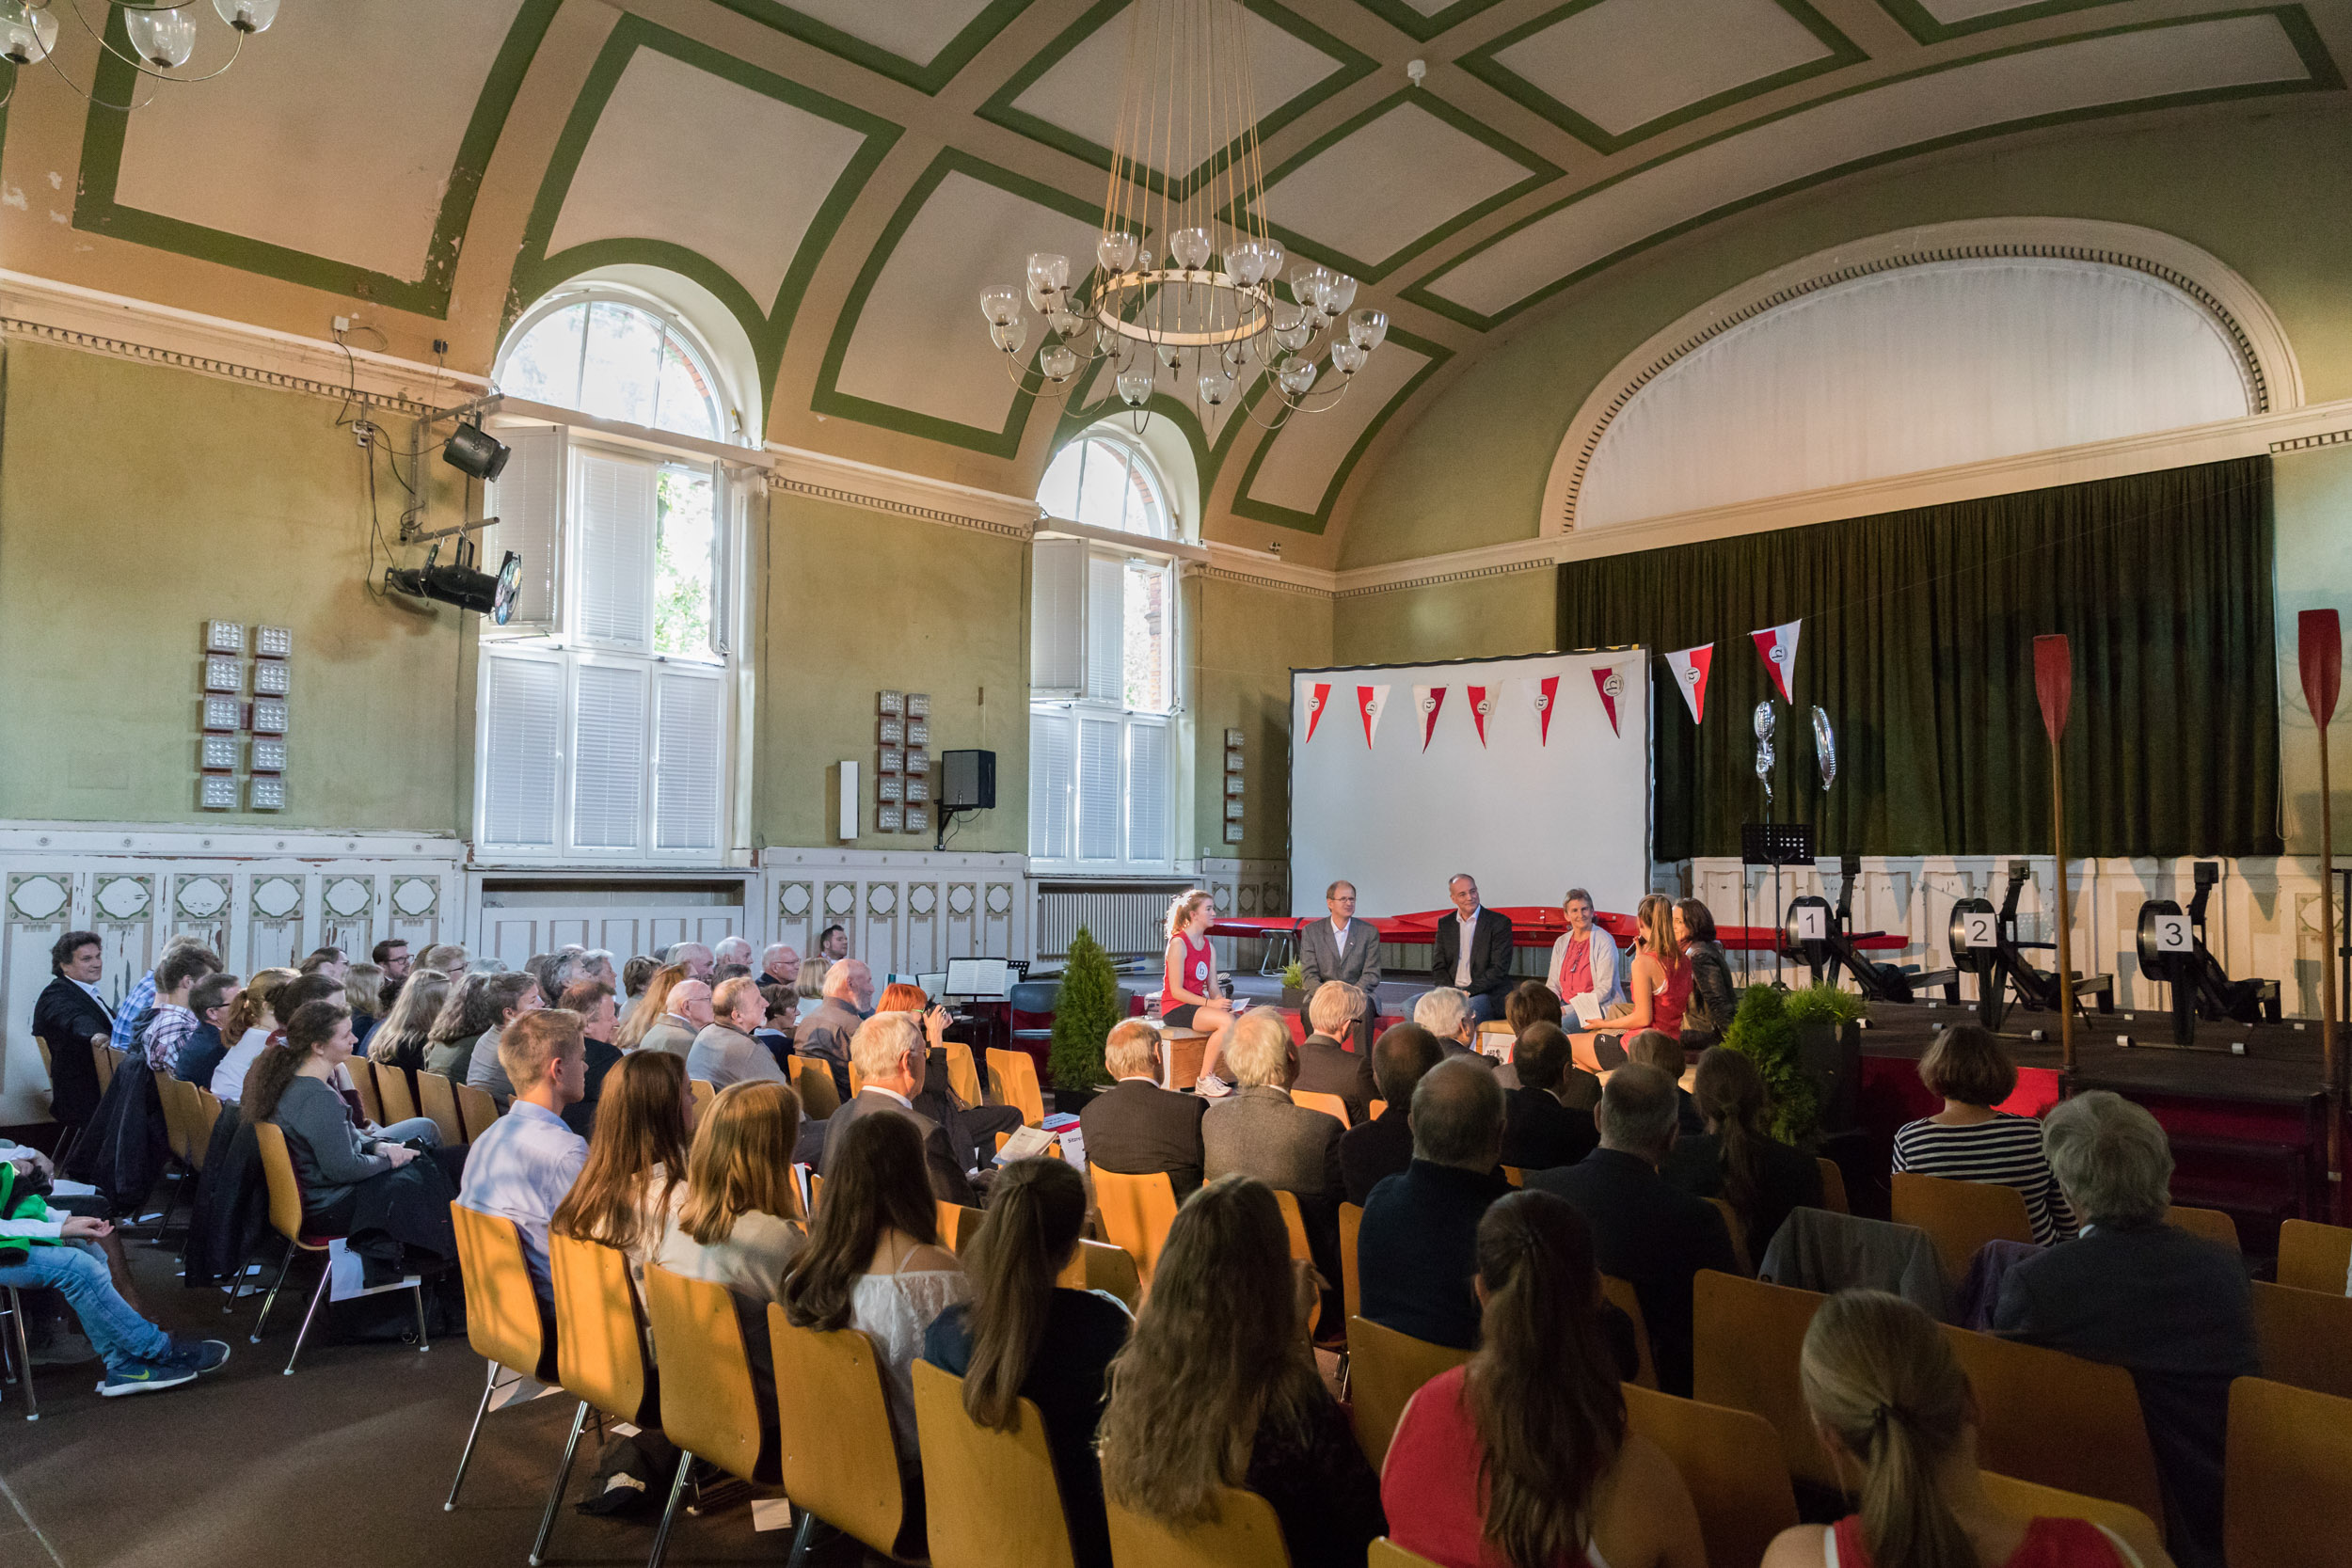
[645,1448,695,1568]
[446,1360,501,1511]
[282,1261,332,1374]
[3,1290,33,1422]
[785,1508,822,1568]
[410,1278,431,1353]
[250,1240,299,1342]
[530,1399,591,1567]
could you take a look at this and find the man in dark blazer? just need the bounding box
[819,1012,976,1205]
[1500,1022,1598,1173]
[1203,1011,1346,1332]
[1340,1023,1443,1206]
[1526,1063,1736,1397]
[1079,1020,1208,1197]
[1358,1058,1514,1349]
[1297,880,1383,1049]
[1429,874,1515,1022]
[1993,1093,2255,1568]
[1294,982,1377,1127]
[32,930,112,1137]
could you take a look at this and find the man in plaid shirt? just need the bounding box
[110,936,221,1052]
[137,947,220,1076]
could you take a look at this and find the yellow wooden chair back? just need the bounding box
[987,1048,1046,1127]
[1890,1170,2033,1283]
[1939,1324,2163,1520]
[943,1040,983,1108]
[1293,1090,1349,1128]
[1106,1485,1292,1568]
[1705,1197,1756,1275]
[2226,1375,2352,1568]
[1600,1274,1658,1391]
[688,1079,715,1115]
[455,1083,502,1143]
[1272,1188,1313,1264]
[2164,1203,2239,1250]
[1501,1164,1524,1188]
[548,1232,652,1424]
[1692,1270,1835,1488]
[153,1073,195,1164]
[1979,1470,2165,1563]
[345,1058,384,1127]
[787,1055,841,1120]
[1089,1165,1180,1282]
[1368,1543,1438,1568]
[252,1120,314,1247]
[373,1062,419,1125]
[2250,1279,2352,1401]
[191,1087,224,1169]
[1345,1315,1470,1469]
[416,1071,466,1146]
[2277,1217,2352,1294]
[770,1305,907,1554]
[1055,1238,1143,1311]
[912,1360,1078,1568]
[1623,1384,1797,1568]
[1815,1158,1849,1214]
[1339,1201,1363,1325]
[93,1043,118,1097]
[1368,1099,1387,1119]
[449,1200,548,1381]
[643,1263,765,1481]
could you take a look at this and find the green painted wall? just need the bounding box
[1193,574,1332,862]
[1345,105,2352,571]
[0,341,471,831]
[1332,567,1557,669]
[756,494,1029,852]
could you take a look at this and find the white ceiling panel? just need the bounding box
[1244,341,1430,515]
[757,0,997,64]
[1494,0,1836,135]
[1426,12,2314,320]
[548,49,870,308]
[1260,101,1536,267]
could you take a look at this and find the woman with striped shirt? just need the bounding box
[1891,1025,2072,1244]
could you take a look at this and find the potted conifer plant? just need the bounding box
[1048,925,1120,1107]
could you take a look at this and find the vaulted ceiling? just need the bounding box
[1,0,2343,563]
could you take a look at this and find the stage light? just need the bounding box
[442,420,511,482]
[388,542,522,625]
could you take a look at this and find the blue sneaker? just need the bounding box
[166,1338,231,1375]
[98,1359,198,1398]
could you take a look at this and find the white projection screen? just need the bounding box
[1290,650,1651,919]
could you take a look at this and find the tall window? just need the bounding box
[1030,431,1178,870]
[500,293,728,443]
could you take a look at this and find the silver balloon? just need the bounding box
[1754,699,1776,803]
[1753,701,1776,742]
[1812,705,1837,791]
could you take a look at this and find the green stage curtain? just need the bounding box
[1555,456,2280,862]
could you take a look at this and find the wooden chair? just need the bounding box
[417,1071,466,1146]
[938,1200,985,1253]
[345,1057,384,1127]
[1623,1385,1797,1568]
[93,1042,118,1097]
[1501,1164,1525,1187]
[2165,1203,2240,1250]
[1107,1484,1292,1568]
[2250,1279,2352,1400]
[850,1062,868,1097]
[1369,1099,1387,1119]
[1346,1315,1470,1468]
[1089,1165,1180,1282]
[942,1040,983,1108]
[988,1047,1047,1126]
[1815,1158,1849,1215]
[1293,1089,1350,1127]
[150,1073,201,1234]
[1057,1238,1143,1312]
[2277,1217,2352,1293]
[1939,1325,2163,1519]
[1601,1275,1658,1391]
[455,1083,502,1143]
[1979,1471,2164,1563]
[1370,1543,1438,1568]
[644,1265,774,1568]
[787,1054,841,1120]
[771,1305,909,1561]
[1339,1201,1363,1326]
[2226,1375,2352,1568]
[373,1061,419,1126]
[688,1078,716,1115]
[913,1360,1079,1568]
[190,1087,224,1171]
[445,1202,554,1512]
[539,1233,660,1564]
[1273,1188,1313,1265]
[1891,1171,2033,1283]
[248,1120,427,1375]
[1692,1270,1836,1488]
[1705,1197,1755,1275]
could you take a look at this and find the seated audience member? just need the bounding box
[635,978,710,1062]
[32,930,115,1138]
[1080,1020,1208,1198]
[1099,1175,1383,1568]
[1202,1009,1346,1333]
[457,1009,591,1300]
[794,957,831,1021]
[418,942,469,980]
[1892,1024,2072,1243]
[655,1081,805,1304]
[1386,1191,1708,1568]
[1162,890,1239,1097]
[753,986,795,1064]
[614,962,686,1053]
[1432,874,1516,1024]
[211,967,299,1101]
[1546,887,1629,1019]
[226,971,342,1104]
[421,973,491,1080]
[711,964,754,985]
[799,959,875,1100]
[1359,1059,1513,1349]
[342,962,386,1053]
[175,971,242,1088]
[1500,1022,1600,1172]
[1674,897,1740,1050]
[138,944,219,1075]
[465,972,548,1104]
[1295,981,1376,1125]
[366,967,449,1081]
[1766,1290,2166,1568]
[874,984,1024,1172]
[925,1158,1130,1568]
[823,1012,977,1204]
[620,955,657,1008]
[1664,1047,1821,1264]
[299,947,348,980]
[687,976,787,1090]
[1992,1092,2248,1568]
[557,980,626,1138]
[1627,1028,1705,1135]
[759,943,801,990]
[713,935,755,972]
[1498,982,1564,1090]
[1526,1064,1736,1397]
[372,936,411,993]
[251,1000,464,1280]
[550,1049,691,1293]
[1412,987,1487,1064]
[817,925,850,962]
[781,1111,968,1558]
[669,942,716,983]
[1341,1023,1444,1206]
[1568,895,1688,1075]
[115,936,222,1049]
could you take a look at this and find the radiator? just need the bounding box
[1033,880,1194,961]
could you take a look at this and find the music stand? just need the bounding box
[1740,823,1816,985]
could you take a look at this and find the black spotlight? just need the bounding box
[388,540,522,625]
[443,420,512,482]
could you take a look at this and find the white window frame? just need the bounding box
[495,286,739,447]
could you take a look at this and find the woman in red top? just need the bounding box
[1382,1191,1706,1568]
[1161,890,1238,1098]
[1762,1291,2165,1568]
[1568,895,1688,1075]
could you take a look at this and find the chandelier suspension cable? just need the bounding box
[66,0,243,85]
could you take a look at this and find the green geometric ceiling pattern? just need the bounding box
[28,0,2345,542]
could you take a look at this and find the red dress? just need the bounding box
[1826,1514,2131,1567]
[1647,955,1692,1037]
[1380,1365,1609,1568]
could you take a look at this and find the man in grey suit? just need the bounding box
[796,958,872,1102]
[1296,879,1382,1050]
[638,979,710,1059]
[820,1011,977,1205]
[687,975,786,1089]
[1202,1009,1345,1336]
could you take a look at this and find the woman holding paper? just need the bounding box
[1566,895,1689,1074]
[1546,888,1627,1024]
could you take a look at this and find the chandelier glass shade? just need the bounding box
[0,0,280,111]
[980,0,1384,432]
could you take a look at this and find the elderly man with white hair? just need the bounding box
[758,943,801,990]
[711,936,755,972]
[796,958,873,1101]
[1411,986,1489,1066]
[1201,1009,1347,1336]
[1294,981,1377,1125]
[1991,1091,2253,1568]
[818,1011,977,1204]
[667,942,714,982]
[1078,1019,1208,1197]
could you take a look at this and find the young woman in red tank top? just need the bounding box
[1161,891,1238,1098]
[1567,895,1688,1075]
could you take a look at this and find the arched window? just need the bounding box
[1039,430,1171,538]
[498,291,727,443]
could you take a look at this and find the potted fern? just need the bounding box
[1048,926,1120,1104]
[1280,959,1307,1010]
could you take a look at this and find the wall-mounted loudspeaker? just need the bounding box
[941,750,995,810]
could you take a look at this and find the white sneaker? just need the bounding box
[1195,1074,1234,1099]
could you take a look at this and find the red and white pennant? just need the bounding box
[1303,682,1332,743]
[1665,644,1713,724]
[1411,685,1446,751]
[1357,684,1391,747]
[1751,618,1801,704]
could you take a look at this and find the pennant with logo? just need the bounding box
[1304,682,1332,743]
[1592,664,1629,737]
[1751,618,1801,704]
[1528,675,1561,745]
[1412,685,1446,751]
[1466,685,1494,747]
[1357,684,1391,748]
[1665,644,1713,724]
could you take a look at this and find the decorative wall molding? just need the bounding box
[1200,543,1339,597]
[1335,542,1557,600]
[0,823,462,859]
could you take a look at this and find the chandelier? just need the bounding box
[980,0,1386,433]
[0,1,281,111]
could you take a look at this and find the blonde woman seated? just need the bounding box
[613,961,686,1053]
[1568,895,1690,1076]
[1383,1189,1704,1568]
[209,966,299,1102]
[366,966,449,1082]
[1163,889,1239,1098]
[655,1079,804,1304]
[552,1050,694,1297]
[1763,1290,2169,1568]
